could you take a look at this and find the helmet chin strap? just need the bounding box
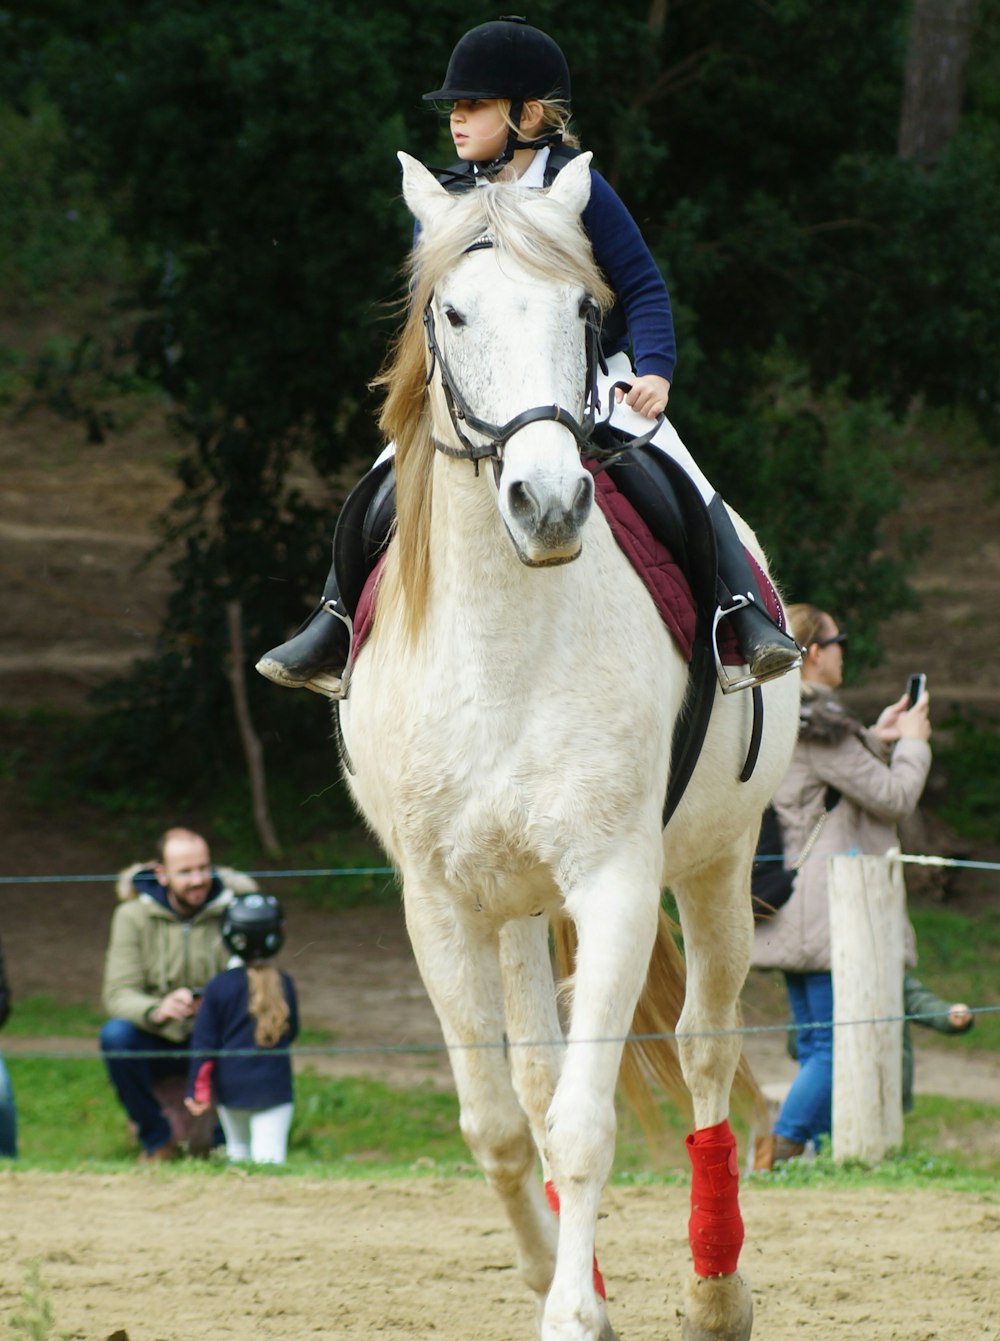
[472,99,564,177]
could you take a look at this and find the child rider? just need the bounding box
[256,17,801,698]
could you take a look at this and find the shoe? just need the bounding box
[708,494,802,690]
[138,1139,179,1164]
[256,601,350,699]
[752,1133,806,1172]
[730,601,803,682]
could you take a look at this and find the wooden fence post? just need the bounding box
[828,852,906,1163]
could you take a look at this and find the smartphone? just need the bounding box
[906,672,926,707]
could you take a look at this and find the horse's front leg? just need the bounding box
[671,845,757,1341]
[544,850,663,1341]
[403,884,558,1320]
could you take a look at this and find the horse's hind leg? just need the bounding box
[403,888,558,1317]
[671,846,757,1341]
[499,917,565,1165]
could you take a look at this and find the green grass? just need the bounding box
[4,1053,473,1173]
[746,1097,1000,1192]
[4,996,106,1039]
[908,903,1000,1051]
[5,1050,998,1193]
[4,994,334,1049]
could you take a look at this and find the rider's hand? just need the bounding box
[616,374,670,420]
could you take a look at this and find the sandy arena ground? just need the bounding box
[2,1171,999,1340]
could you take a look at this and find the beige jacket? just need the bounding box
[752,685,931,973]
[102,861,257,1043]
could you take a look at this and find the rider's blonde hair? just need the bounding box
[497,96,580,149]
[246,963,290,1048]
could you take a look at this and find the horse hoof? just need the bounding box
[681,1271,753,1341]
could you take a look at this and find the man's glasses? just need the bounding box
[814,633,848,649]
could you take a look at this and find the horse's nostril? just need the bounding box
[507,479,540,523]
[572,474,594,526]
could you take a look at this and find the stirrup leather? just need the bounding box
[712,593,802,695]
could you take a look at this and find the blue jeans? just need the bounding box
[100,1019,189,1155]
[0,1053,17,1158]
[776,971,834,1149]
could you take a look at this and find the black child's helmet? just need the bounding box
[423,16,571,107]
[222,892,285,962]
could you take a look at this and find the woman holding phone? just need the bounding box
[751,603,932,1169]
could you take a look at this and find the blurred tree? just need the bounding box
[899,0,981,162]
[25,0,462,795]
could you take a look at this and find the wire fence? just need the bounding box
[5,1001,1000,1065]
[2,851,997,1065]
[2,851,998,886]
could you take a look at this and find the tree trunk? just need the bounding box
[898,0,980,163]
[225,599,282,857]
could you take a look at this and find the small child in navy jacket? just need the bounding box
[185,892,299,1164]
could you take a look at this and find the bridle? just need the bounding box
[422,237,664,470]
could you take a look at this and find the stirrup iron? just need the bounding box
[712,593,802,695]
[304,601,353,701]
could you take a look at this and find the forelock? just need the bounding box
[408,180,613,314]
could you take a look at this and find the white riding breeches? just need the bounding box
[218,1101,294,1164]
[597,351,715,504]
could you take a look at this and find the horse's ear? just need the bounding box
[398,151,452,231]
[545,151,593,218]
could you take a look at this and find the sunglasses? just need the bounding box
[814,633,848,649]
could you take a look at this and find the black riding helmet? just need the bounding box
[222,892,286,962]
[423,17,571,105]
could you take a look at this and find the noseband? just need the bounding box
[423,238,663,469]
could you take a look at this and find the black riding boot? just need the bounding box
[709,494,801,688]
[255,557,352,698]
[256,458,396,699]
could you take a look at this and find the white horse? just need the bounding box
[338,151,799,1341]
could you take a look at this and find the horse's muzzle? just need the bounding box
[502,471,594,567]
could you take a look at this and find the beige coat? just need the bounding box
[102,862,257,1043]
[752,685,930,973]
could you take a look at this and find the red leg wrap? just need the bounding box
[544,1179,607,1301]
[685,1119,745,1278]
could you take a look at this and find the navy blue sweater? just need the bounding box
[581,167,675,382]
[187,966,299,1110]
[432,151,676,382]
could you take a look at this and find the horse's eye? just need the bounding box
[444,306,465,329]
[578,296,595,320]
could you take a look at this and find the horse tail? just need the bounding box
[552,906,765,1140]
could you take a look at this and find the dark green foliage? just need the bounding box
[0,95,130,306]
[933,710,1000,843]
